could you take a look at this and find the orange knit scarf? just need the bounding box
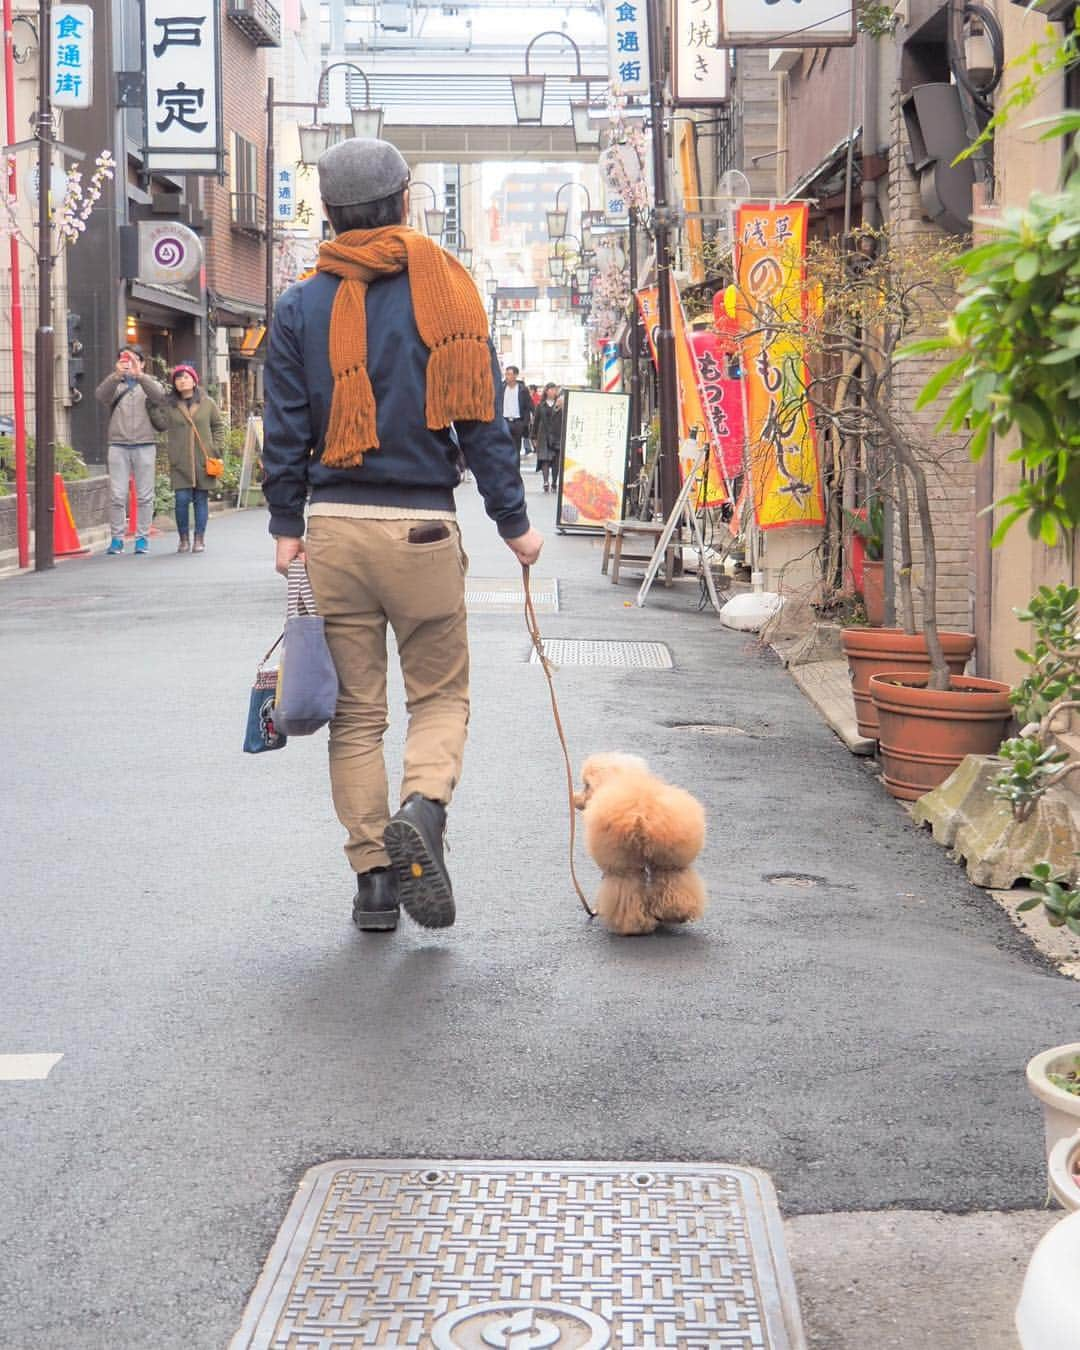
[315,225,493,468]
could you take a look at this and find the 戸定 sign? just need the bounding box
[143,0,223,175]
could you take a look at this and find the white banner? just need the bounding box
[606,0,650,97]
[718,0,855,46]
[672,0,729,103]
[144,0,222,174]
[51,4,93,109]
[274,166,296,222]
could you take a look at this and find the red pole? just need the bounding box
[3,0,29,568]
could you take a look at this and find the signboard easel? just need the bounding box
[635,445,723,613]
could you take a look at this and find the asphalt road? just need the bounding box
[2,474,1077,1348]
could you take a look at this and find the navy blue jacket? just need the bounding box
[262,269,529,540]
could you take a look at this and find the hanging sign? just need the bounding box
[557,390,630,533]
[718,0,855,46]
[137,220,203,285]
[606,0,651,97]
[274,167,296,222]
[734,202,825,530]
[690,331,744,488]
[672,0,729,103]
[143,0,223,175]
[51,4,93,108]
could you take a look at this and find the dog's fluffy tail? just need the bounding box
[647,867,707,924]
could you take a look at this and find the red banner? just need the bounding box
[689,331,744,489]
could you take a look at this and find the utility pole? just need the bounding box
[3,0,29,567]
[33,0,53,571]
[646,0,680,521]
[265,76,275,332]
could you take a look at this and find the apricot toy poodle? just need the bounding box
[573,752,707,936]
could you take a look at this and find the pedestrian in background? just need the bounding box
[497,364,532,458]
[263,136,542,935]
[151,364,226,553]
[531,382,563,493]
[95,346,166,555]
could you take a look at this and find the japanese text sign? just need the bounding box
[606,0,651,97]
[275,167,295,222]
[690,331,744,489]
[557,390,629,532]
[734,202,825,530]
[717,0,854,46]
[143,0,222,175]
[51,5,93,109]
[673,0,729,103]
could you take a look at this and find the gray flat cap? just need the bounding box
[317,137,410,207]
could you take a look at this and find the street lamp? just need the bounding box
[409,180,446,238]
[511,30,583,126]
[570,84,603,149]
[265,62,386,330]
[546,181,592,245]
[548,256,565,281]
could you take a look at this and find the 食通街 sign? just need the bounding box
[143,0,223,175]
[51,5,93,109]
[606,0,651,97]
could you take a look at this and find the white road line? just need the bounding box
[0,1054,64,1080]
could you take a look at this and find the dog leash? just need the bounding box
[521,563,596,919]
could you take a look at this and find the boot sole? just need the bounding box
[383,819,455,929]
[352,907,399,932]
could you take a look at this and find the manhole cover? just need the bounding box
[763,872,826,888]
[530,639,674,669]
[466,576,558,614]
[233,1160,804,1349]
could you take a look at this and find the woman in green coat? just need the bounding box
[152,364,227,553]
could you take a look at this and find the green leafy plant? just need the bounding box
[1045,1051,1080,1095]
[1017,863,1080,937]
[0,437,89,493]
[992,737,1069,817]
[844,496,884,563]
[1011,584,1080,723]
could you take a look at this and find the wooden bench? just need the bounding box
[601,519,679,587]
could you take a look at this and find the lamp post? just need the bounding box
[545,181,592,243]
[33,0,53,570]
[511,30,585,125]
[264,62,385,330]
[408,180,446,238]
[645,0,680,521]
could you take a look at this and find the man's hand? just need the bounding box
[505,527,543,567]
[275,536,306,576]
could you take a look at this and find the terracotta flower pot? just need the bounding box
[868,672,1013,801]
[840,628,976,740]
[861,560,885,627]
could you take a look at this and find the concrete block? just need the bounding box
[912,754,1079,889]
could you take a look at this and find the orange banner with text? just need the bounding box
[635,281,727,508]
[734,202,825,530]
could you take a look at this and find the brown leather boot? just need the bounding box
[192,533,205,553]
[177,535,190,553]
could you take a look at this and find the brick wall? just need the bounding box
[886,91,974,636]
[203,4,268,309]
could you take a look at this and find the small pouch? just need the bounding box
[243,637,287,753]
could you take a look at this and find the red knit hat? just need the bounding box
[172,364,199,385]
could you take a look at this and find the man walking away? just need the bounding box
[95,346,167,555]
[497,365,532,459]
[263,137,543,934]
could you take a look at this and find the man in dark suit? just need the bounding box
[497,365,533,458]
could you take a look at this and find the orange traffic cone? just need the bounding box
[125,475,160,538]
[53,474,90,557]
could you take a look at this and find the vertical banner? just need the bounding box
[51,4,93,108]
[690,331,745,488]
[557,390,630,533]
[275,167,296,222]
[734,202,825,530]
[606,0,650,96]
[636,284,728,508]
[143,0,223,175]
[677,122,705,286]
[672,0,729,102]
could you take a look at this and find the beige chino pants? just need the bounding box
[305,516,470,873]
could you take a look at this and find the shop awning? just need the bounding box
[129,281,206,317]
[787,126,863,204]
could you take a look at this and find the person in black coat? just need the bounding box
[531,383,563,493]
[497,365,533,458]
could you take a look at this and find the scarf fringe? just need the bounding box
[321,363,378,468]
[426,337,495,428]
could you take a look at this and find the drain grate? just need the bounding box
[466,576,558,614]
[531,638,674,669]
[233,1159,804,1349]
[764,872,826,888]
[668,721,751,737]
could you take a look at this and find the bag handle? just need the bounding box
[286,557,318,618]
[259,630,284,668]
